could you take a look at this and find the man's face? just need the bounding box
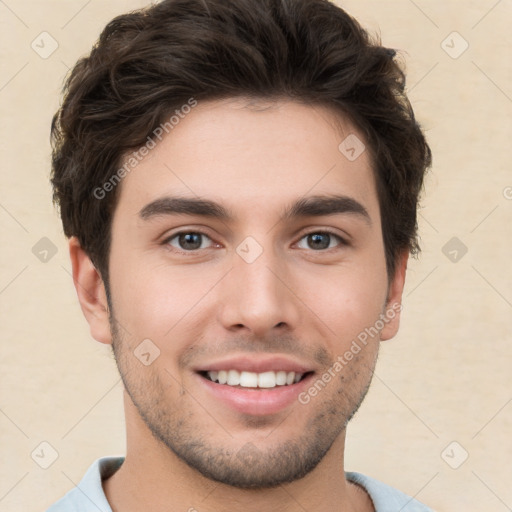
[105,99,404,488]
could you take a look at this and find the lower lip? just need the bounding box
[196,373,314,415]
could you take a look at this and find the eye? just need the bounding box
[165,231,214,251]
[296,231,346,251]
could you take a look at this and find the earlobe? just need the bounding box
[380,251,409,341]
[69,237,112,345]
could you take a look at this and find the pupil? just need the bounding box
[309,233,330,250]
[180,233,202,250]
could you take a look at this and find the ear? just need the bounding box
[380,250,409,341]
[69,237,112,345]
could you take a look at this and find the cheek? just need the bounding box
[109,260,220,340]
[294,263,388,345]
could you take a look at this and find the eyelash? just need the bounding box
[162,229,348,255]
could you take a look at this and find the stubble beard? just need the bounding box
[109,318,377,489]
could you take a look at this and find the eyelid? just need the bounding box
[160,225,215,242]
[294,228,350,248]
[161,228,219,253]
[160,227,350,254]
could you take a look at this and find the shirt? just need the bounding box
[46,456,434,511]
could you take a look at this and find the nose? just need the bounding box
[217,245,301,337]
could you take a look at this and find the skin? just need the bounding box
[70,98,408,512]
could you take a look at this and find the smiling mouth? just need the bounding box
[199,370,313,389]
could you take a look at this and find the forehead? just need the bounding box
[114,98,379,223]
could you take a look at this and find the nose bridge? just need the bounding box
[218,238,299,334]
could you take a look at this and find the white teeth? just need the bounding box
[206,370,305,388]
[276,371,287,385]
[239,371,258,387]
[217,370,228,384]
[227,369,240,386]
[258,371,276,388]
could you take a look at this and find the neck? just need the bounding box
[103,392,373,512]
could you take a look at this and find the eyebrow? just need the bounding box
[138,194,371,225]
[283,195,371,225]
[139,196,231,220]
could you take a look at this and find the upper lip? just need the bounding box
[194,355,315,374]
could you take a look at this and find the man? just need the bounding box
[47,0,432,510]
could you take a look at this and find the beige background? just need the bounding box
[1,1,511,511]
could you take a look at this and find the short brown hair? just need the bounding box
[51,0,431,281]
